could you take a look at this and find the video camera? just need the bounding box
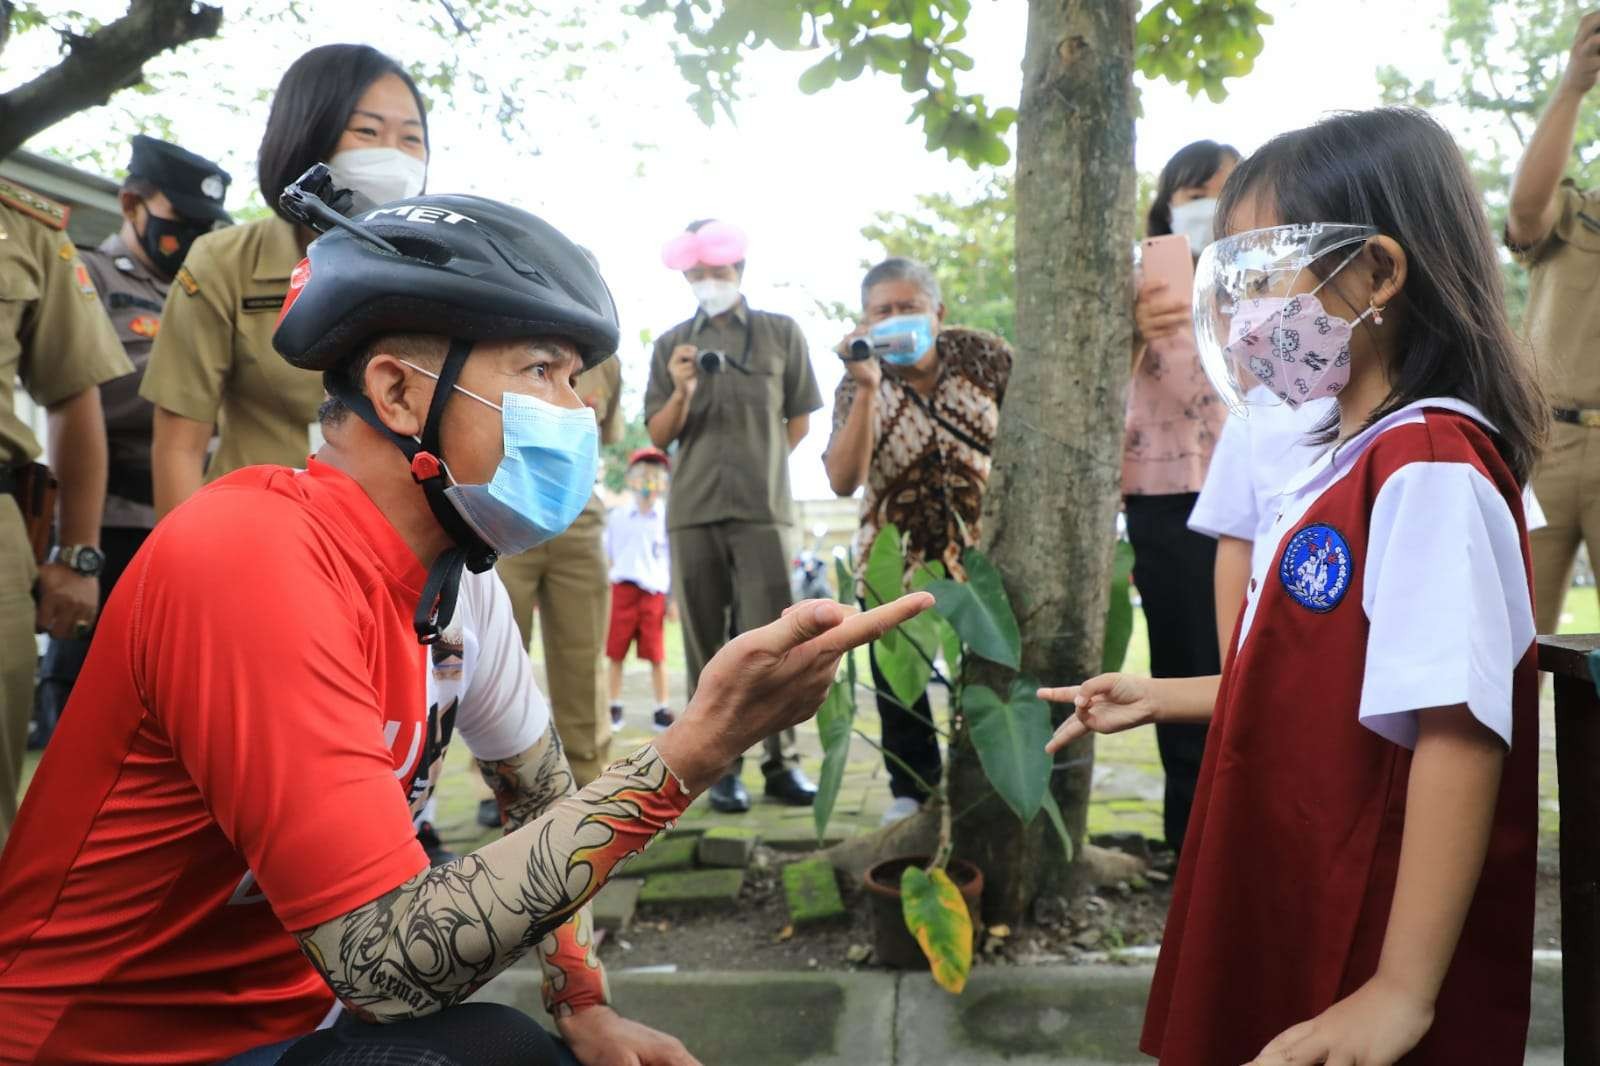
[847,331,918,362]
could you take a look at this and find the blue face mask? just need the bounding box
[870,313,937,366]
[403,361,598,556]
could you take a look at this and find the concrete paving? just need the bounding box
[479,960,1565,1065]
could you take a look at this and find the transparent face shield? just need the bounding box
[1192,223,1379,413]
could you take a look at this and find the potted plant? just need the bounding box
[812,524,1135,993]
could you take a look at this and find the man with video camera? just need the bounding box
[824,256,1012,825]
[644,219,823,813]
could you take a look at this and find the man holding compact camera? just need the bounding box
[645,219,823,812]
[824,256,1012,825]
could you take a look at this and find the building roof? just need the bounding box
[0,149,122,246]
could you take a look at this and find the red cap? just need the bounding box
[628,447,670,470]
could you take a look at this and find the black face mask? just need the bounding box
[138,211,211,278]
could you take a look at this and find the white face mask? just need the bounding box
[690,279,741,317]
[1169,198,1218,255]
[328,147,427,210]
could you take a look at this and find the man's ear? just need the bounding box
[934,301,947,329]
[1366,236,1407,311]
[119,189,145,227]
[363,354,433,438]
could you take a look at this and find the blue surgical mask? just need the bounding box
[870,313,936,366]
[401,361,598,555]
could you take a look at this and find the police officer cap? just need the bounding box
[127,134,232,225]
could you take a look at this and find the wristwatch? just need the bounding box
[51,544,105,578]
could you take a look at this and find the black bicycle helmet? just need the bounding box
[272,165,620,643]
[274,178,618,369]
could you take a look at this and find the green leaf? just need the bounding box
[912,563,960,677]
[834,555,855,606]
[901,865,972,993]
[862,524,905,608]
[874,623,934,709]
[924,548,1020,669]
[1040,791,1075,864]
[797,53,840,95]
[962,678,1052,823]
[813,680,855,842]
[1101,539,1136,673]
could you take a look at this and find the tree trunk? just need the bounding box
[0,0,223,160]
[949,0,1136,926]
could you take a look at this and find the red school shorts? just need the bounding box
[607,581,667,663]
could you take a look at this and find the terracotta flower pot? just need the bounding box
[862,856,984,970]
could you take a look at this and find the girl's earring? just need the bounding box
[1370,299,1386,326]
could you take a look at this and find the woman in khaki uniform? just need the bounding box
[144,43,430,517]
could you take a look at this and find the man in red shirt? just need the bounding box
[0,173,929,1066]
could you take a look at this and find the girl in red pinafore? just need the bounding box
[1041,107,1549,1066]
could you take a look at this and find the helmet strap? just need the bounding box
[323,335,498,643]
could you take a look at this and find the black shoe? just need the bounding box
[477,798,503,829]
[417,822,456,866]
[610,703,625,728]
[764,767,818,807]
[652,707,676,731]
[707,773,751,813]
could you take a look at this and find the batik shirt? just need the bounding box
[827,326,1011,587]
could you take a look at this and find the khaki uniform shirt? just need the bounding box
[0,186,131,468]
[580,355,625,519]
[79,235,168,528]
[643,301,822,531]
[1510,179,1600,408]
[140,216,324,480]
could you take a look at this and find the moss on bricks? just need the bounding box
[696,826,759,868]
[618,834,698,878]
[783,857,846,926]
[637,868,745,909]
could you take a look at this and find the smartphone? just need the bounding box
[1140,233,1195,302]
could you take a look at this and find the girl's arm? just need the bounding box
[1040,673,1220,753]
[1249,703,1504,1066]
[1212,535,1252,660]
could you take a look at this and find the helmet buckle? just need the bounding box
[410,451,444,483]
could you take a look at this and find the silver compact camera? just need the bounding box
[697,349,729,374]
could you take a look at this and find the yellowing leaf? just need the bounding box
[901,865,972,994]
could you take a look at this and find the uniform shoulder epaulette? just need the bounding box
[0,178,70,231]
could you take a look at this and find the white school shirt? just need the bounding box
[1188,388,1334,575]
[1190,391,1547,576]
[605,501,671,594]
[1232,397,1536,749]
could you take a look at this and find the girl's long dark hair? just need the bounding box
[258,44,429,225]
[1147,139,1240,237]
[1216,108,1546,483]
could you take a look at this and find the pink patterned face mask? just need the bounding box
[1222,254,1375,408]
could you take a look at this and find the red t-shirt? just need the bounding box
[0,460,544,1064]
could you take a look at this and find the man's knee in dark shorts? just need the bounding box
[223,1003,579,1066]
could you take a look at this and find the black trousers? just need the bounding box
[1124,493,1220,855]
[33,526,149,747]
[869,645,942,802]
[221,1003,579,1066]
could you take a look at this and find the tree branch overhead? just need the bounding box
[0,0,223,159]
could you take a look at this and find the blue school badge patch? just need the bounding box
[1278,524,1353,612]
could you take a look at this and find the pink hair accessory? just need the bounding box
[661,221,748,271]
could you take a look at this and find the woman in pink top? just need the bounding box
[1124,139,1238,856]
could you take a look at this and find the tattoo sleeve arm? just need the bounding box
[294,743,689,1023]
[477,728,607,1016]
